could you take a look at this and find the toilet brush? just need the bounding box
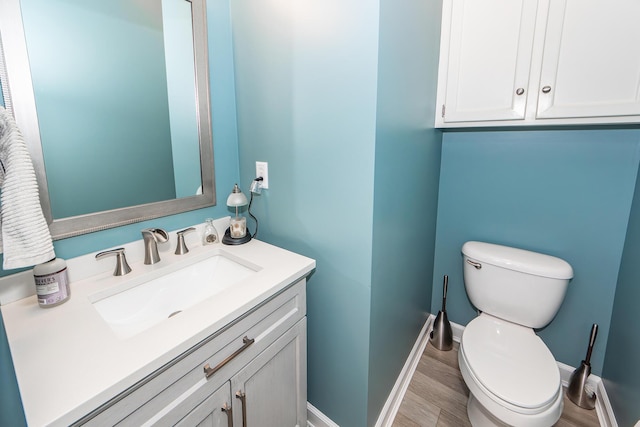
[567,323,598,410]
[430,275,453,351]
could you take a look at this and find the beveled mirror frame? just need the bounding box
[0,0,215,240]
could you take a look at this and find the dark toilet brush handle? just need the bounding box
[585,323,598,364]
[442,275,448,311]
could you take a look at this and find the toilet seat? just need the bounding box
[460,314,561,414]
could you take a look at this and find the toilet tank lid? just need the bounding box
[462,241,573,280]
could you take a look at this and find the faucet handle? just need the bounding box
[175,227,196,255]
[96,248,132,276]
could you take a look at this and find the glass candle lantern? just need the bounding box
[230,216,247,238]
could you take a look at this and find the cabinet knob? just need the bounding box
[515,88,525,96]
[541,85,552,94]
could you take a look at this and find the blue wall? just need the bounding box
[0,0,240,424]
[603,161,640,427]
[433,129,640,375]
[230,2,378,425]
[367,0,442,423]
[230,1,441,425]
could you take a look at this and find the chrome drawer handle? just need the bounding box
[221,403,233,427]
[203,336,255,379]
[236,391,248,427]
[466,259,482,269]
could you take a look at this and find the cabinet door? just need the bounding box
[176,382,234,427]
[536,0,640,119]
[231,319,307,427]
[440,0,538,123]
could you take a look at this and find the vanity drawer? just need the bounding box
[77,279,306,426]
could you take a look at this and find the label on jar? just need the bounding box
[36,280,60,296]
[35,269,70,307]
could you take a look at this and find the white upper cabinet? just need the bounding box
[436,0,640,127]
[438,0,538,123]
[536,0,640,119]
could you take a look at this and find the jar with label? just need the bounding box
[33,258,70,308]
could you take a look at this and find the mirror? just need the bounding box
[0,0,215,240]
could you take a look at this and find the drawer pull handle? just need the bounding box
[221,403,233,427]
[541,85,552,94]
[236,391,248,427]
[203,336,255,379]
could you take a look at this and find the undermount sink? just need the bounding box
[91,252,258,339]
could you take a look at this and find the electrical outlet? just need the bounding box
[255,161,269,189]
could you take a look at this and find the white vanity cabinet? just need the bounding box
[179,320,306,427]
[436,0,640,127]
[74,279,307,427]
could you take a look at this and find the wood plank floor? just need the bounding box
[392,341,601,427]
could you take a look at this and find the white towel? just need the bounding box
[0,106,55,269]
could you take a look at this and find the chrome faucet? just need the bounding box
[141,228,169,265]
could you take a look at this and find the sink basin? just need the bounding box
[91,253,258,339]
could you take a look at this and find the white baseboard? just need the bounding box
[450,315,464,343]
[596,378,619,427]
[373,315,434,427]
[307,402,339,427]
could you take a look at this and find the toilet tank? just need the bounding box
[462,241,573,329]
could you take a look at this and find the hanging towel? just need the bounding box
[0,106,55,269]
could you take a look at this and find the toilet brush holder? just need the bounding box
[567,323,598,410]
[430,275,453,351]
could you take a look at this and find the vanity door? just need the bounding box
[230,319,307,427]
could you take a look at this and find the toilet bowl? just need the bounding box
[459,241,573,427]
[459,314,564,426]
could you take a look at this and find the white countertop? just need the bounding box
[0,221,315,427]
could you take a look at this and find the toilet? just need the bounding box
[458,241,573,427]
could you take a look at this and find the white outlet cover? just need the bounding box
[256,161,269,189]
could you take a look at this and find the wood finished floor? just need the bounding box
[392,341,601,427]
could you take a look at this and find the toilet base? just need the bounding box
[465,391,562,427]
[467,393,511,427]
